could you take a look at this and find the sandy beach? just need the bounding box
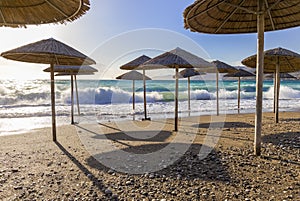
[0,112,299,200]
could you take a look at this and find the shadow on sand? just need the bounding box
[192,122,254,129]
[54,142,109,194]
[262,132,300,165]
[86,142,231,182]
[262,131,300,150]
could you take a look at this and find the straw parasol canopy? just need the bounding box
[224,69,255,113]
[1,38,96,142]
[120,55,152,120]
[116,70,151,111]
[120,55,152,70]
[142,47,214,131]
[211,60,237,73]
[55,72,95,76]
[141,47,214,70]
[184,0,300,156]
[211,60,238,115]
[242,47,300,73]
[265,73,297,79]
[44,65,98,73]
[184,1,300,34]
[225,69,256,78]
[0,0,91,27]
[176,68,205,111]
[55,71,94,124]
[1,38,96,65]
[242,47,300,123]
[178,68,204,78]
[45,65,97,124]
[116,70,151,80]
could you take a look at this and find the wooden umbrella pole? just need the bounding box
[216,71,219,116]
[238,77,241,114]
[132,80,135,111]
[71,75,74,124]
[74,75,80,116]
[188,77,191,111]
[143,69,149,120]
[273,73,276,113]
[175,67,179,131]
[275,57,280,123]
[50,63,57,141]
[254,0,264,156]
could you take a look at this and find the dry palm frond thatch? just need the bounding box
[0,0,91,27]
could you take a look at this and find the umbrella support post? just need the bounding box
[275,58,280,123]
[188,77,191,112]
[273,74,276,113]
[174,67,179,131]
[142,69,151,121]
[216,71,219,116]
[132,80,135,111]
[238,77,241,114]
[50,63,57,142]
[71,75,74,125]
[254,0,264,156]
[74,75,80,116]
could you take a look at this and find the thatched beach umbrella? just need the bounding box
[224,69,255,113]
[266,73,297,113]
[44,65,97,124]
[211,60,237,115]
[242,47,300,123]
[141,47,214,131]
[265,73,297,79]
[176,68,205,111]
[56,72,95,124]
[120,55,152,120]
[44,65,98,74]
[255,69,282,113]
[116,70,151,112]
[0,0,91,27]
[1,38,96,141]
[184,0,300,156]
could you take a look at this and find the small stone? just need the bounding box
[105,189,112,195]
[112,194,118,199]
[11,168,19,173]
[14,186,22,190]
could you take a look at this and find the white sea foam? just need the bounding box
[1,79,300,135]
[264,85,300,100]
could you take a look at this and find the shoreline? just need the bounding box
[0,111,299,200]
[2,107,299,137]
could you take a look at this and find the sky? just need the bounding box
[1,0,300,80]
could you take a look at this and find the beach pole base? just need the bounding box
[142,117,151,121]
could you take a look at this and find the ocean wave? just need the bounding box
[1,79,300,109]
[264,85,300,100]
[190,89,212,100]
[61,87,164,105]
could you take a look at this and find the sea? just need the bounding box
[1,78,300,136]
